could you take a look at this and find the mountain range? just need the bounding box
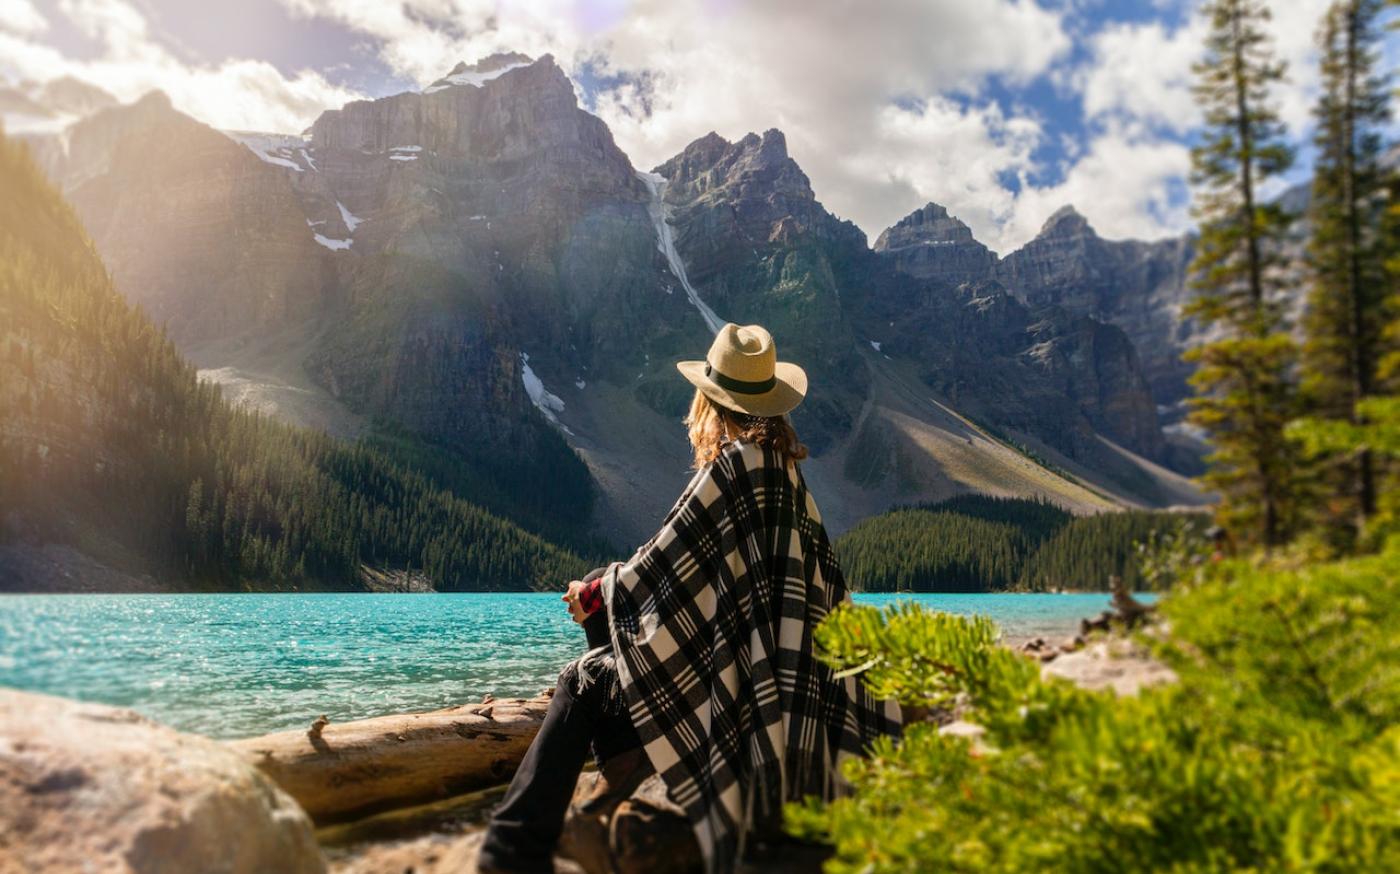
[10,53,1210,551]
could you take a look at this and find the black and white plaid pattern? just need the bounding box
[602,441,902,874]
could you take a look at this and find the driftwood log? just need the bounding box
[229,695,552,825]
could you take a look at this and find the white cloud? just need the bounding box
[1033,0,1334,251]
[1,0,365,132]
[1077,17,1205,134]
[839,99,1043,254]
[1072,0,1331,137]
[1001,126,1193,251]
[60,0,145,45]
[1264,0,1333,131]
[0,0,47,36]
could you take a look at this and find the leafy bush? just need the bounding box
[791,547,1400,872]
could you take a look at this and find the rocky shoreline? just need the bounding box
[1,600,1170,874]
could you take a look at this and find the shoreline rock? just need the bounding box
[1041,637,1177,695]
[0,689,324,874]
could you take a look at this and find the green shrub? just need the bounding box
[792,547,1400,872]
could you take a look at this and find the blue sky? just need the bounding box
[3,0,1390,252]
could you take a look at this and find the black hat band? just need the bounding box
[705,362,777,395]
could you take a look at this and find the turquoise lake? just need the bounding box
[0,592,1132,739]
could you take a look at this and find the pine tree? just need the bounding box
[1300,0,1393,546]
[1186,0,1300,549]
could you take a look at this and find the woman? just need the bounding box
[480,323,901,874]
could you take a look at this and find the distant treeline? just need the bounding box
[0,134,586,591]
[836,495,1205,592]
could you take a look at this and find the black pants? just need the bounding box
[480,610,639,872]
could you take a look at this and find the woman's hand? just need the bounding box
[562,580,588,624]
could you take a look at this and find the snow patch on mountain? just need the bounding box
[224,131,312,172]
[423,60,530,94]
[253,151,302,171]
[336,201,362,233]
[520,353,572,435]
[313,234,352,251]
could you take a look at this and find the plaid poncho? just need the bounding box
[600,440,902,873]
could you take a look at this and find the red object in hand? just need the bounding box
[578,577,605,615]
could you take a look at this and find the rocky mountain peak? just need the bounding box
[38,76,117,116]
[904,202,952,224]
[308,50,617,167]
[0,75,117,133]
[657,127,813,206]
[132,90,174,113]
[421,51,541,95]
[736,127,788,159]
[673,131,730,168]
[443,51,534,78]
[875,202,977,249]
[1037,204,1093,239]
[874,201,996,286]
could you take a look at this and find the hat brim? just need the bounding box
[676,360,808,417]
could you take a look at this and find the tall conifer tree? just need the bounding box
[1301,0,1392,545]
[1186,0,1300,549]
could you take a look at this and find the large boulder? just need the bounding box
[0,689,324,874]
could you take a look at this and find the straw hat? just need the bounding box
[676,323,808,417]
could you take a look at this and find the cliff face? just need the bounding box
[288,54,686,478]
[653,135,1170,471]
[1020,308,1164,459]
[32,92,332,345]
[872,202,997,288]
[874,201,1201,420]
[995,206,1197,410]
